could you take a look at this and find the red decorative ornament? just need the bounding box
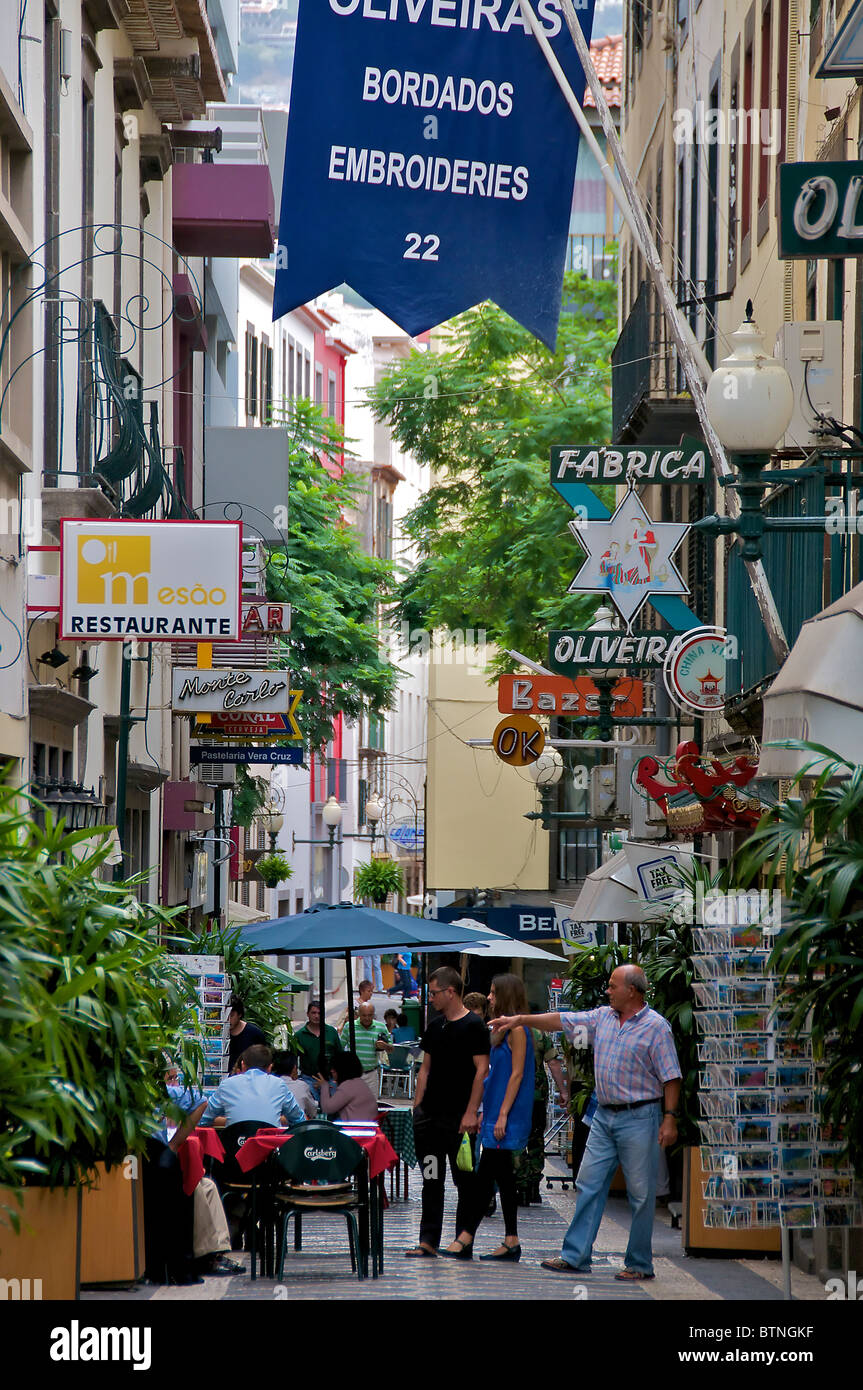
[636,741,764,833]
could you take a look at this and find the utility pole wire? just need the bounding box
[521,0,789,662]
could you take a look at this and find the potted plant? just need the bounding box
[253,851,294,890]
[0,782,202,1293]
[735,741,863,1175]
[354,857,405,906]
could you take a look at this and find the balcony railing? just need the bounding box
[46,299,193,520]
[611,279,676,440]
[566,233,615,279]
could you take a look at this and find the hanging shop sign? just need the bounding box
[492,713,544,766]
[550,440,707,505]
[173,669,291,715]
[779,161,863,259]
[548,628,674,673]
[635,740,766,836]
[567,490,690,626]
[242,601,291,635]
[663,627,728,715]
[553,902,598,951]
[817,1,863,78]
[387,822,424,853]
[273,0,596,348]
[437,902,560,942]
[59,519,242,641]
[198,692,303,739]
[190,746,304,766]
[497,673,644,718]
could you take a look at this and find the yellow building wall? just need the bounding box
[426,647,550,893]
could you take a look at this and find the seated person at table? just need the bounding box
[384,1009,400,1035]
[271,1049,317,1120]
[317,1051,380,1121]
[198,1045,306,1129]
[392,1011,418,1044]
[143,1065,212,1286]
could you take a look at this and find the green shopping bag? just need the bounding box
[456,1131,473,1173]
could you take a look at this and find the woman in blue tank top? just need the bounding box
[440,974,534,1262]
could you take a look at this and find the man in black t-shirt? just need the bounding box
[227,998,267,1072]
[405,966,490,1258]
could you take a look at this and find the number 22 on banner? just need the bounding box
[404,233,440,261]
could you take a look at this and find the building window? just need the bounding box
[740,35,754,268]
[315,365,323,406]
[288,340,295,400]
[328,370,337,418]
[261,334,273,424]
[757,3,772,243]
[304,352,311,400]
[245,326,258,421]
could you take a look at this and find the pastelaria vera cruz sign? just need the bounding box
[273,0,596,347]
[60,520,242,641]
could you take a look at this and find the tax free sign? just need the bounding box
[273,0,596,347]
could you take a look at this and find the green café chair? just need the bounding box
[273,1122,371,1281]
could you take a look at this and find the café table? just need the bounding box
[178,1127,226,1196]
[234,1123,397,1277]
[377,1104,416,1201]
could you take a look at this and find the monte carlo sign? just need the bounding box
[60,520,242,641]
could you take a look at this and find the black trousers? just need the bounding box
[466,1148,519,1239]
[141,1139,196,1283]
[412,1108,477,1250]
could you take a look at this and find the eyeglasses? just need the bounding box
[429,987,450,998]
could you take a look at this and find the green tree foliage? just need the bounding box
[266,400,399,751]
[369,272,617,668]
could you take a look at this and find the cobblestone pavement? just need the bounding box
[82,1160,828,1303]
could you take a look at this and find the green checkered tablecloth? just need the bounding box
[379,1107,416,1168]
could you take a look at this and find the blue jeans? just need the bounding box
[360,955,383,991]
[561,1103,661,1275]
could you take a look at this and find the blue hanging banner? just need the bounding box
[273,0,596,347]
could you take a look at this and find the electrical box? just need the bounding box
[774,321,843,450]
[589,764,616,818]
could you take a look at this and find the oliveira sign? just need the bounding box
[172,669,291,715]
[779,161,863,259]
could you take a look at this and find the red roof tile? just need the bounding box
[583,33,622,109]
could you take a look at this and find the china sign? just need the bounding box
[60,520,242,641]
[173,669,291,715]
[273,0,596,347]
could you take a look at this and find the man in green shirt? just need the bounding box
[341,1003,393,1095]
[294,1000,342,1096]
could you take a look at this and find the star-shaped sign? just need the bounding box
[568,490,690,626]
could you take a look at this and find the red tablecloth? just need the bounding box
[234,1126,398,1181]
[177,1127,227,1196]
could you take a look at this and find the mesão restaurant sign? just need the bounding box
[60,519,242,640]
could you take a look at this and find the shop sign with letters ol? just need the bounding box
[779,161,863,259]
[497,673,643,719]
[567,490,690,626]
[273,0,596,348]
[60,519,242,641]
[548,629,675,672]
[173,669,291,715]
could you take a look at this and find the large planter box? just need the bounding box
[80,1162,145,1287]
[0,1185,81,1300]
[683,1148,781,1256]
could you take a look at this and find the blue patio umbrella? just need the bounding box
[240,902,499,1058]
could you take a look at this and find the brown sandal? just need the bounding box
[404,1245,437,1258]
[615,1269,655,1280]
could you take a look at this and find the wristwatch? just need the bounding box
[663,1109,680,1118]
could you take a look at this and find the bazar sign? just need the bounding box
[173,669,290,714]
[60,519,242,641]
[779,161,863,259]
[551,441,707,493]
[190,746,303,765]
[273,0,596,347]
[548,629,674,672]
[498,673,643,718]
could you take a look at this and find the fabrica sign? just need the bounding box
[274,0,596,347]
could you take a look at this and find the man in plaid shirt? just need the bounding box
[491,964,681,1280]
